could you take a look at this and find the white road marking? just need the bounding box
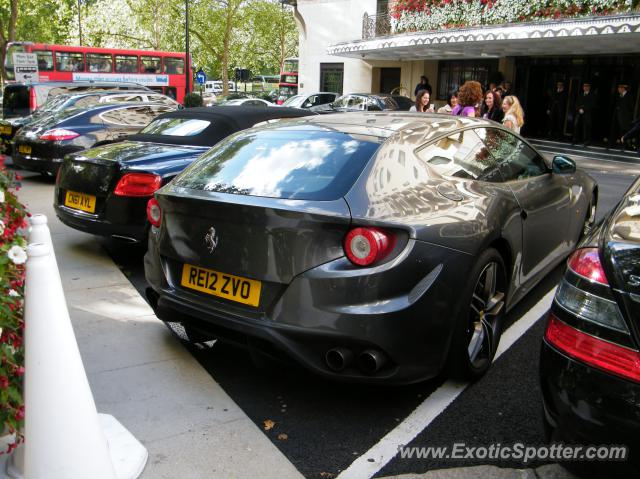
[336,287,557,479]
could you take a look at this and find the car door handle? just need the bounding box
[521,210,528,221]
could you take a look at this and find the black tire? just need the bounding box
[448,248,507,380]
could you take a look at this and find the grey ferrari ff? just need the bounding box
[144,112,597,384]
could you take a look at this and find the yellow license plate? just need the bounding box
[181,264,262,307]
[64,190,96,213]
[0,126,11,135]
[18,144,31,155]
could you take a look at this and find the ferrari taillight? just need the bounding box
[344,227,395,266]
[146,198,162,228]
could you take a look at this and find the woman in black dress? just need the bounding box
[482,90,504,123]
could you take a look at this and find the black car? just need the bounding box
[540,176,640,476]
[144,112,597,384]
[310,93,399,113]
[54,106,314,243]
[13,102,175,176]
[391,95,414,111]
[1,81,151,153]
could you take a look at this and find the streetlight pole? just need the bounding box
[77,0,83,45]
[185,0,190,96]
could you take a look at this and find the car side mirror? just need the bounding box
[552,155,576,174]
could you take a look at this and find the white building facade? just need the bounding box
[290,0,640,139]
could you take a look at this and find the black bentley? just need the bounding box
[144,112,597,384]
[54,107,314,243]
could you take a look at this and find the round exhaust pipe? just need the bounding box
[325,348,354,372]
[357,349,387,374]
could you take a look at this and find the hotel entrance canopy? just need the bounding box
[328,14,640,60]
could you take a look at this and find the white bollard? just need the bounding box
[24,242,118,479]
[28,214,53,248]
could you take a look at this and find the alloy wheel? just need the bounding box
[467,262,505,369]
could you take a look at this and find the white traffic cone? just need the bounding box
[24,242,118,479]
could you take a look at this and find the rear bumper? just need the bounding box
[13,143,84,175]
[54,203,148,243]
[13,152,62,175]
[540,339,640,473]
[145,231,474,384]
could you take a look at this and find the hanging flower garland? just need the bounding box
[389,0,635,33]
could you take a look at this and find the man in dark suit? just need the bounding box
[608,83,634,150]
[414,76,432,97]
[547,80,567,140]
[573,81,597,147]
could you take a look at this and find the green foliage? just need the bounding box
[2,0,298,88]
[183,91,203,107]
[80,0,297,82]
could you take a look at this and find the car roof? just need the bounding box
[249,111,495,140]
[55,89,160,99]
[126,106,316,147]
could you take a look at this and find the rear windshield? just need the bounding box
[174,129,380,200]
[140,118,210,137]
[2,85,29,118]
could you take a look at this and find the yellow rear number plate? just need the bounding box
[181,264,261,307]
[0,125,11,135]
[64,190,96,213]
[18,144,31,155]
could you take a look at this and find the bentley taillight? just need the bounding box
[114,173,162,197]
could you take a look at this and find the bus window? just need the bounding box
[56,52,84,72]
[87,53,113,73]
[140,56,161,74]
[164,87,177,100]
[115,55,138,73]
[34,51,54,71]
[164,57,184,75]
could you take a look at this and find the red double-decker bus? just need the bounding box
[277,57,298,104]
[4,42,192,103]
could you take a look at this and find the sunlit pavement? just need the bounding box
[15,171,303,479]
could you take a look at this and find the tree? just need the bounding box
[243,0,297,75]
[188,0,245,96]
[0,0,76,83]
[0,0,19,83]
